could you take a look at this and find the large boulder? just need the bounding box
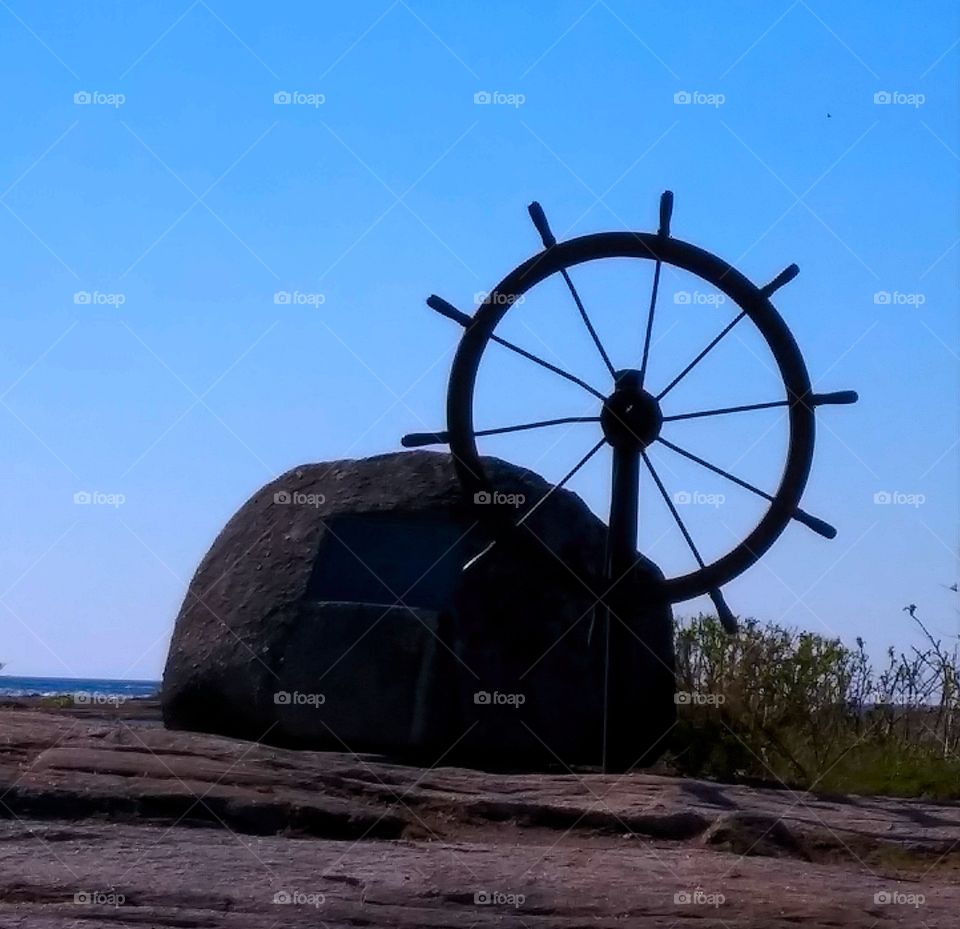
[161,451,675,768]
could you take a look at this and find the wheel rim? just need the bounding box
[445,231,816,603]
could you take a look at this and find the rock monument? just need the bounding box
[162,451,673,768]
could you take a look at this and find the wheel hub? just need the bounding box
[600,370,663,450]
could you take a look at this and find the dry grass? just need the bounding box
[668,607,960,798]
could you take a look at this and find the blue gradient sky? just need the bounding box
[0,1,957,678]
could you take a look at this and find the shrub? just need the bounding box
[667,609,960,798]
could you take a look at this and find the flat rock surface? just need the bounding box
[0,701,957,926]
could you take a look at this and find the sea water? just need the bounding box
[0,676,160,700]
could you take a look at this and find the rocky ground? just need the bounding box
[0,699,956,926]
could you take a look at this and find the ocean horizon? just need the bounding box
[0,675,160,700]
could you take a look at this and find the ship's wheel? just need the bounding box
[403,192,857,633]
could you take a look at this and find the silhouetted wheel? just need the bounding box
[404,193,857,768]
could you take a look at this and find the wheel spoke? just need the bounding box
[528,202,616,378]
[663,390,858,423]
[401,416,600,448]
[641,451,704,567]
[638,264,663,385]
[490,331,605,400]
[642,451,738,633]
[463,438,606,571]
[561,267,617,378]
[427,294,605,400]
[656,436,837,538]
[518,438,607,529]
[656,311,746,400]
[663,390,859,423]
[638,191,673,388]
[663,398,790,422]
[655,263,800,402]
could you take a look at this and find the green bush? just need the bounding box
[667,610,960,799]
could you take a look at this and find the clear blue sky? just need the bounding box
[0,1,956,679]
